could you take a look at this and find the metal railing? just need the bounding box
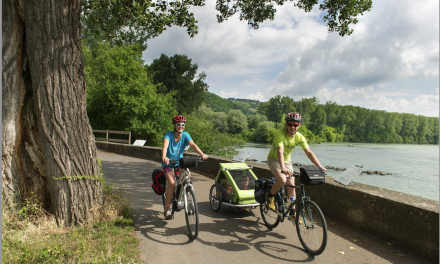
[93,130,131,144]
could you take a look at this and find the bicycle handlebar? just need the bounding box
[169,156,203,163]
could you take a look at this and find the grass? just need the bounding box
[2,183,142,264]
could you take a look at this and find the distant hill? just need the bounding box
[204,92,260,115]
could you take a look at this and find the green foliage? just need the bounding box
[148,54,208,114]
[204,92,257,115]
[257,95,295,122]
[230,98,260,111]
[216,0,372,36]
[248,113,268,129]
[213,112,228,132]
[250,94,439,144]
[323,126,343,142]
[240,128,254,141]
[184,112,244,157]
[82,0,204,50]
[227,109,248,134]
[251,121,277,143]
[298,125,315,143]
[83,42,176,146]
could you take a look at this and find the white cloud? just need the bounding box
[247,92,266,102]
[219,91,239,98]
[142,0,439,117]
[317,87,439,117]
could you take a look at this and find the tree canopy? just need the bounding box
[84,42,177,146]
[216,0,372,36]
[82,0,373,51]
[255,95,439,144]
[148,54,208,115]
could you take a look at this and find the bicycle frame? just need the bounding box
[275,183,311,224]
[174,168,194,214]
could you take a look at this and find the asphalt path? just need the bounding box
[97,150,433,264]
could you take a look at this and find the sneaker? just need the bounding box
[165,208,173,220]
[265,192,275,211]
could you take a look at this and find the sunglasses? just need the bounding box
[175,123,185,127]
[286,123,300,128]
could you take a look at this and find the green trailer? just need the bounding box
[209,162,260,212]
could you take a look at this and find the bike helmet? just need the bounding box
[285,112,301,122]
[172,115,186,124]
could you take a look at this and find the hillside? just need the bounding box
[204,92,260,115]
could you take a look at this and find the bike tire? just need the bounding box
[296,200,328,255]
[260,196,281,229]
[184,186,199,239]
[209,184,222,212]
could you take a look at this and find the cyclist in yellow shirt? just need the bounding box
[266,112,327,212]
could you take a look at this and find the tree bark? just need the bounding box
[2,0,103,226]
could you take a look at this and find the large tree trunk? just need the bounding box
[2,0,103,226]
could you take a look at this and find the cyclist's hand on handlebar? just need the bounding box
[281,168,292,177]
[201,154,208,161]
[162,157,169,165]
[321,166,327,173]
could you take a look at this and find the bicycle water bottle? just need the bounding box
[286,196,295,208]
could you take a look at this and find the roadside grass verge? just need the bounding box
[2,182,141,263]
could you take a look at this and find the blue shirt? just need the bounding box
[162,131,192,168]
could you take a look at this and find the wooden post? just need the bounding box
[128,131,131,145]
[106,131,108,142]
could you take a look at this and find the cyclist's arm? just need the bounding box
[162,138,170,165]
[277,146,292,176]
[188,140,208,160]
[303,147,327,172]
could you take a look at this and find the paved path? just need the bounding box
[98,151,433,264]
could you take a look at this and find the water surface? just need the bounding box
[236,142,439,201]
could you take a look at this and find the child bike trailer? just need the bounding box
[209,162,260,212]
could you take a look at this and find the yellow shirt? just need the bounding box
[267,128,309,162]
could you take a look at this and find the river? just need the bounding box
[235,142,439,201]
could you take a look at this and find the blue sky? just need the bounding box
[143,0,439,117]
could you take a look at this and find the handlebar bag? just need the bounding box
[299,166,325,185]
[179,156,198,169]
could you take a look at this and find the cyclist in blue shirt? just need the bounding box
[162,115,208,220]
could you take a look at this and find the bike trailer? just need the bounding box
[209,162,260,211]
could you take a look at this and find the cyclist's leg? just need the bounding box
[284,162,296,209]
[176,166,187,178]
[267,157,287,195]
[164,167,176,210]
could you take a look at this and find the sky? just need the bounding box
[142,0,439,117]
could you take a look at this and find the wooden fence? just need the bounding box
[93,130,131,144]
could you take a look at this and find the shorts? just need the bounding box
[267,157,294,179]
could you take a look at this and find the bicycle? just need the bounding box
[260,171,328,255]
[162,156,202,239]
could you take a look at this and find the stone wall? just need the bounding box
[96,142,439,261]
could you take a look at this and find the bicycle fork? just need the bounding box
[176,180,194,214]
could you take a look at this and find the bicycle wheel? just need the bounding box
[296,200,327,255]
[184,186,199,239]
[260,197,281,228]
[209,184,222,212]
